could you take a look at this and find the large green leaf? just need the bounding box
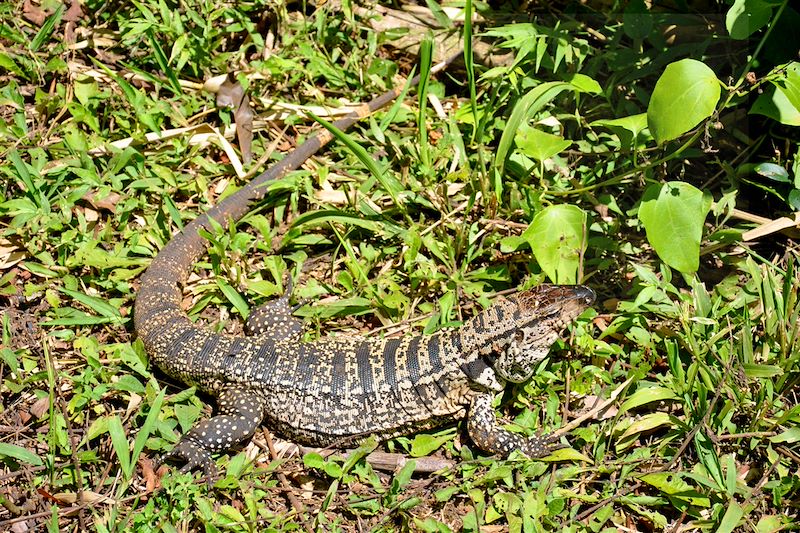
[647,59,721,144]
[638,182,712,273]
[726,0,773,39]
[522,204,587,283]
[750,62,800,126]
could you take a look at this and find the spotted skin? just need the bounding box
[244,280,303,340]
[156,388,268,478]
[134,78,595,477]
[467,394,561,458]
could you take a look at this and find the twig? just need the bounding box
[261,428,313,533]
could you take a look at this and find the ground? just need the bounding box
[1,0,799,531]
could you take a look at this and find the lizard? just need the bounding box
[133,58,596,477]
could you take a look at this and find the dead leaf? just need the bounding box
[63,0,83,43]
[742,211,800,241]
[63,0,82,22]
[30,396,50,419]
[82,206,99,223]
[217,73,254,164]
[216,73,245,110]
[22,0,47,25]
[0,238,25,269]
[140,457,160,492]
[235,94,254,164]
[124,392,142,419]
[88,123,246,178]
[82,190,123,212]
[53,490,116,505]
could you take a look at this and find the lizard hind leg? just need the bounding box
[244,276,304,341]
[467,393,565,458]
[156,387,268,481]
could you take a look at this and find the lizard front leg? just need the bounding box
[157,387,267,480]
[467,393,564,458]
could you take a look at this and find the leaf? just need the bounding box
[0,442,43,466]
[565,73,602,94]
[541,447,592,462]
[591,113,651,148]
[750,62,800,126]
[217,73,254,164]
[717,500,745,533]
[522,204,587,284]
[290,209,403,237]
[695,430,724,490]
[514,124,572,162]
[736,162,791,183]
[129,388,165,479]
[726,0,773,39]
[618,386,680,415]
[107,415,131,478]
[216,279,249,318]
[639,472,710,507]
[494,82,572,178]
[638,181,712,273]
[770,427,800,443]
[623,0,653,40]
[410,429,456,457]
[303,452,326,469]
[742,363,783,378]
[147,30,182,96]
[647,59,721,144]
[30,4,64,51]
[310,113,404,211]
[618,412,673,441]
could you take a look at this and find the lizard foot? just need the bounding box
[519,432,567,458]
[155,437,218,485]
[468,394,568,458]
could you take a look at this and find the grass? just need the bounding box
[1,0,799,531]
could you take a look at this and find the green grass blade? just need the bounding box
[0,442,43,466]
[108,415,131,479]
[463,0,479,143]
[417,36,433,170]
[163,194,184,230]
[217,279,250,318]
[130,388,165,478]
[147,30,183,96]
[30,4,64,51]
[493,82,571,181]
[379,67,416,131]
[715,500,744,533]
[309,113,404,212]
[58,287,124,320]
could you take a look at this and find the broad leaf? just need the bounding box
[494,82,572,178]
[591,113,651,148]
[726,0,773,39]
[522,204,587,284]
[514,123,572,162]
[750,62,800,126]
[638,182,712,273]
[647,59,721,144]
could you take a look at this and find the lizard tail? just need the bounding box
[134,52,460,352]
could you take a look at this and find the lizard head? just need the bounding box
[490,284,595,383]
